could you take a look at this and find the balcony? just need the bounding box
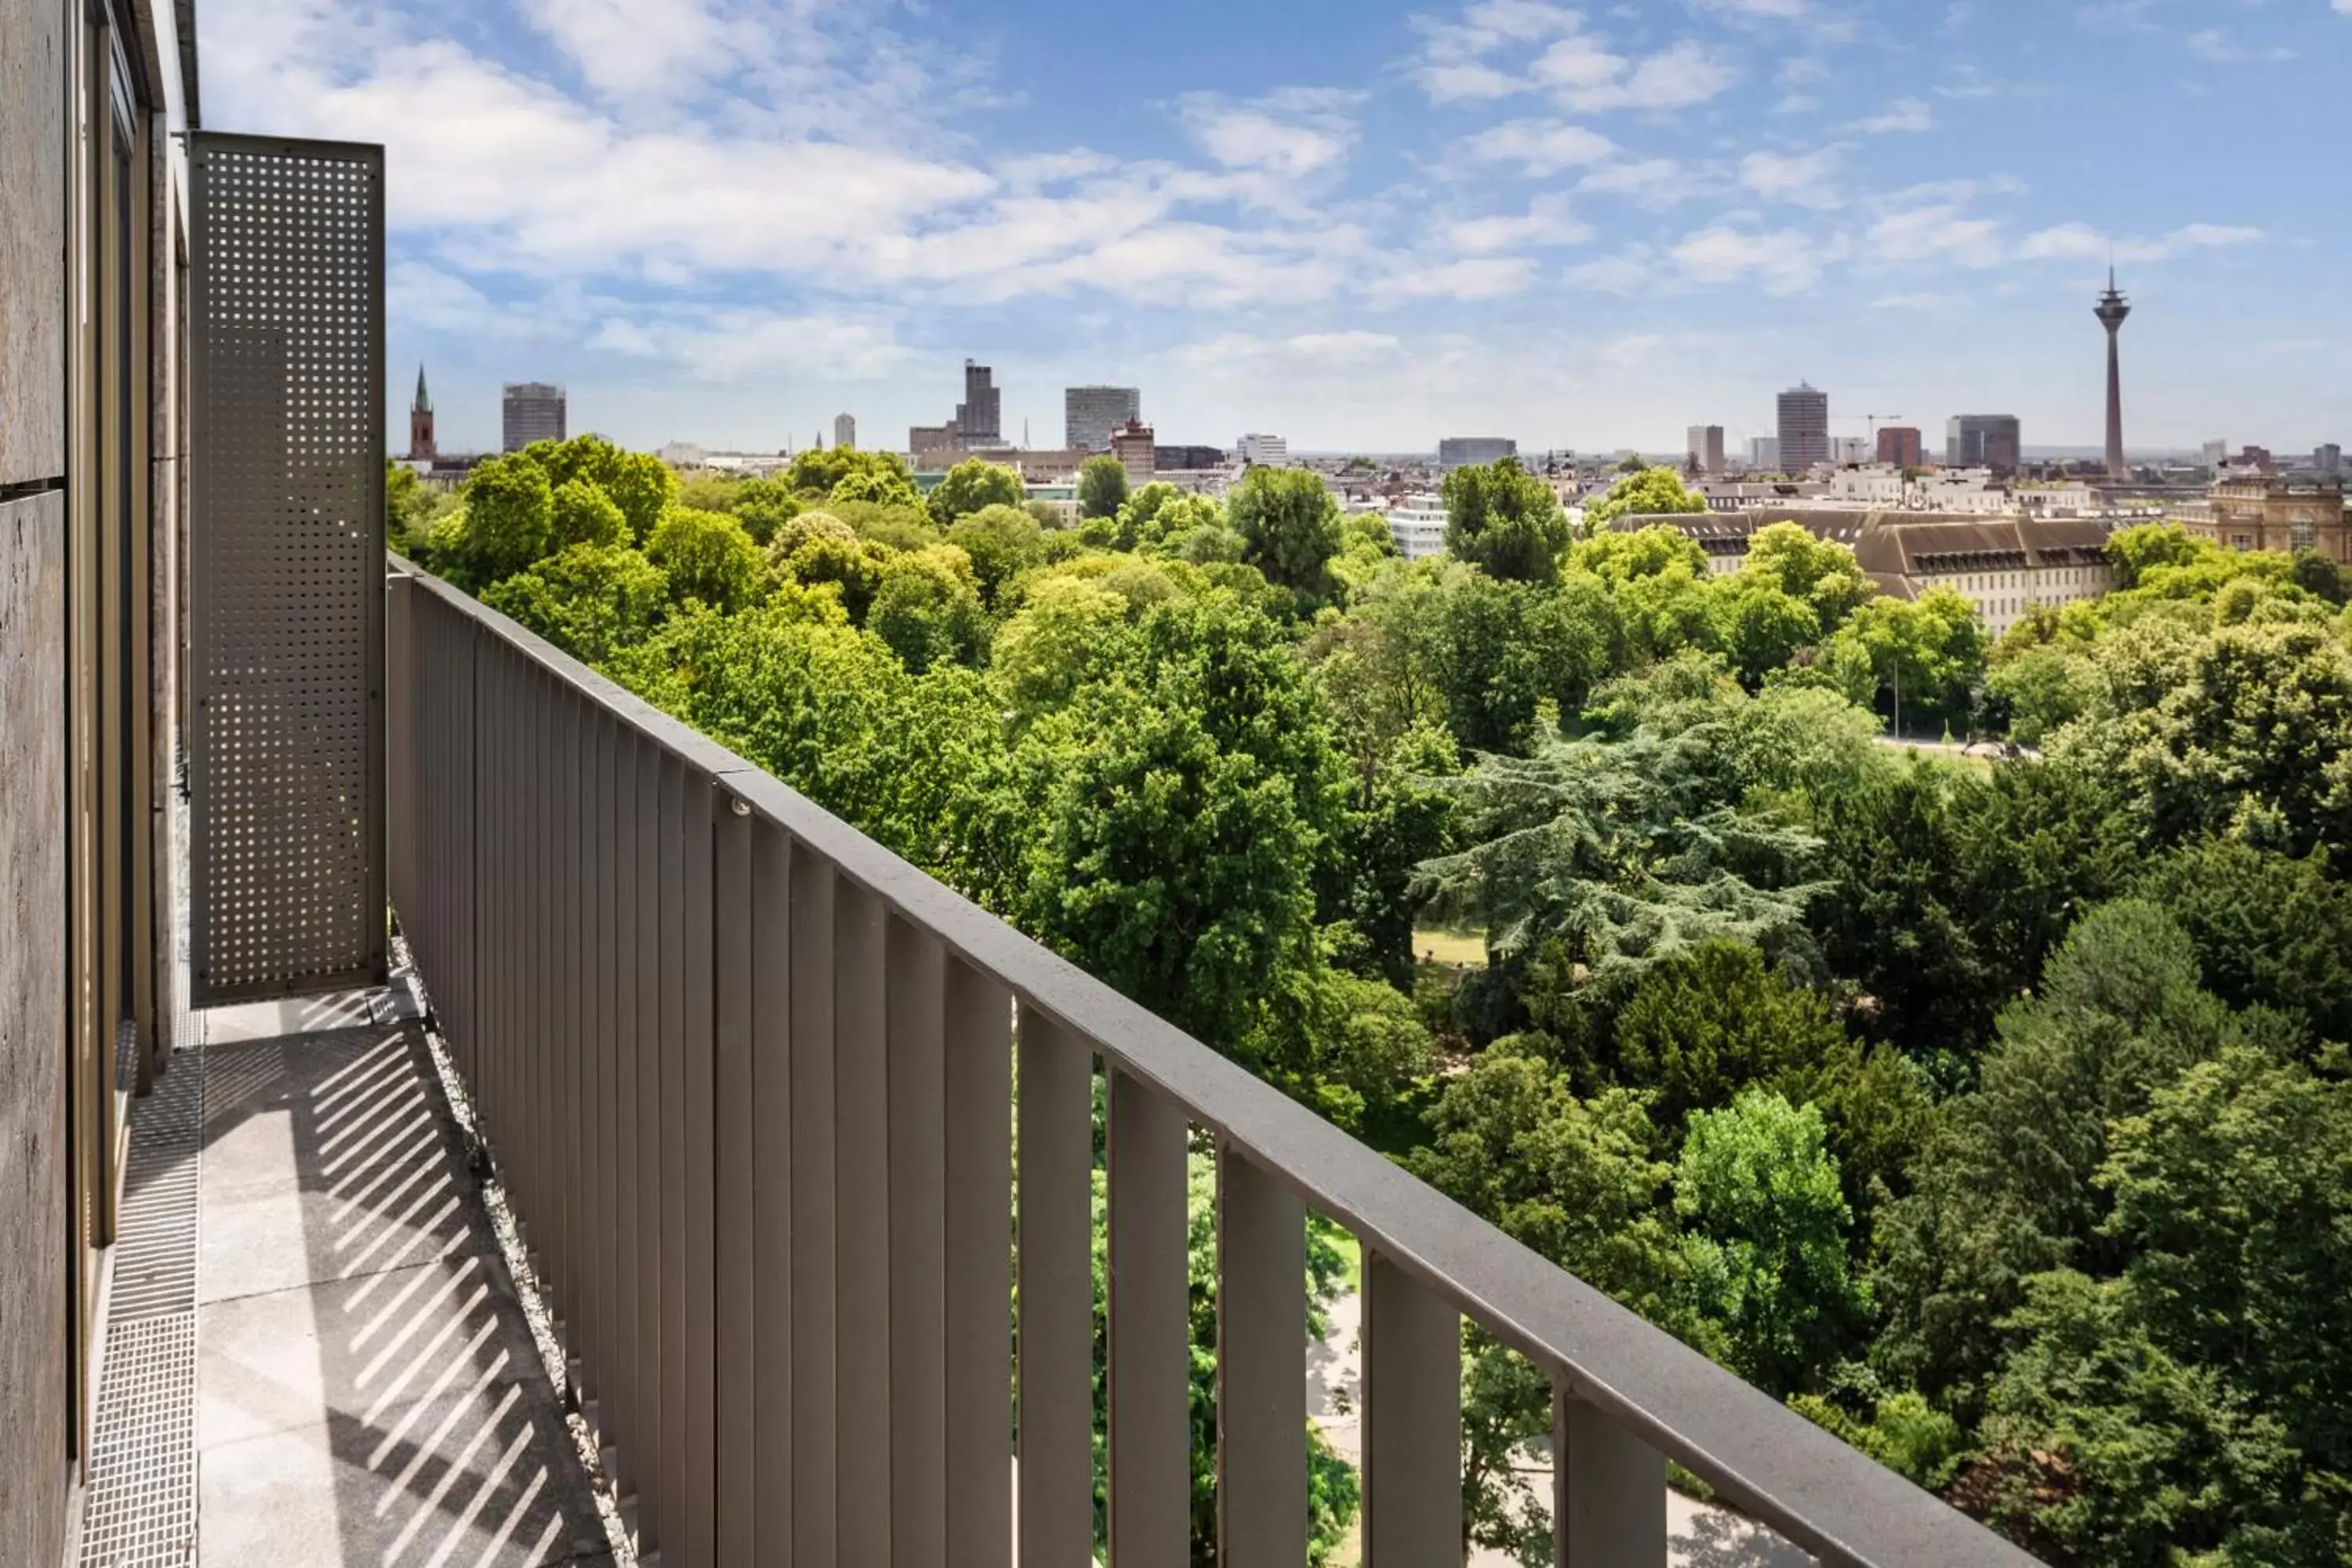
[67,557,2040,1567]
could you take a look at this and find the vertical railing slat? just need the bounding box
[752,822,795,1568]
[1217,1145,1306,1568]
[1109,1066,1189,1568]
[714,788,758,1563]
[1364,1250,1461,1566]
[1016,1013,1093,1568]
[789,848,838,1564]
[888,917,948,1568]
[943,960,1011,1568]
[656,750,688,1559]
[683,773,719,1564]
[1553,1388,1667,1568]
[611,725,642,1508]
[632,732,665,1555]
[837,880,892,1564]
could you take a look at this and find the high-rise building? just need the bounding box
[408,364,435,461]
[2096,267,2132,479]
[1748,436,1782,472]
[956,359,1002,447]
[1686,425,1725,479]
[1777,383,1829,473]
[1832,436,1872,466]
[834,412,856,451]
[1876,426,1922,468]
[1945,415,2022,475]
[1110,419,1156,487]
[1439,436,1516,468]
[1236,433,1289,467]
[2315,444,2342,477]
[2201,439,2230,469]
[1065,386,1140,452]
[502,382,566,452]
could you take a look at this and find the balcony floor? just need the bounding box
[89,986,617,1567]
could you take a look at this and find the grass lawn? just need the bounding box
[1412,926,1488,968]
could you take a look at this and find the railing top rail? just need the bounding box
[390,560,2039,1568]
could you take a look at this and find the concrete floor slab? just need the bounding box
[189,1005,610,1566]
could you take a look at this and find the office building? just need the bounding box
[1877,426,1922,469]
[1833,436,1872,466]
[2096,268,2132,478]
[1749,436,1782,472]
[834,412,856,451]
[503,381,567,451]
[1777,383,1829,474]
[1945,415,2022,476]
[956,360,1002,447]
[909,424,960,460]
[1156,445,1229,471]
[1686,425,1725,480]
[1386,497,1450,560]
[2316,444,2342,477]
[1439,436,1516,468]
[408,365,435,461]
[1065,386,1141,452]
[1236,432,1290,467]
[1110,419,1156,488]
[2202,439,2230,469]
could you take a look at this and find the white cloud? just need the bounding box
[1739,145,1846,208]
[1172,330,1406,368]
[1849,96,1933,133]
[1179,89,1363,178]
[2186,28,2296,62]
[1446,194,1593,251]
[1670,226,1824,293]
[2018,221,2266,263]
[520,0,720,99]
[1460,118,1618,173]
[1370,255,1542,301]
[1866,205,2005,267]
[1577,158,1697,205]
[1406,0,1583,97]
[1564,247,1656,292]
[1530,33,1626,89]
[1560,40,1737,111]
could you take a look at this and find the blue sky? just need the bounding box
[203,0,2350,457]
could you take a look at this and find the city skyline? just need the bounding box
[218,0,2347,456]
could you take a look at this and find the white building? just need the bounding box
[1748,436,1781,472]
[1386,497,1449,560]
[1686,424,1725,479]
[1236,432,1290,467]
[659,441,709,468]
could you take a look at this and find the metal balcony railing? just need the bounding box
[385,562,2038,1568]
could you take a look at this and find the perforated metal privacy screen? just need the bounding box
[189,134,387,1005]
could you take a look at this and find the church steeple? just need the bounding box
[408,364,437,462]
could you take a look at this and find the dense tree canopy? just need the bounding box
[418,441,2352,1566]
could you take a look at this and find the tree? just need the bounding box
[785,445,913,500]
[1443,457,1571,583]
[1714,577,1824,687]
[460,452,556,583]
[1675,1092,1867,1397]
[2133,837,2352,1045]
[770,512,884,620]
[2106,521,2206,590]
[829,465,923,511]
[1077,452,1129,519]
[732,476,805,546]
[1227,466,1344,599]
[1738,521,1874,633]
[532,434,675,541]
[945,504,1045,607]
[1827,588,1987,738]
[481,543,668,664]
[927,456,1025,525]
[993,576,1139,720]
[868,545,989,673]
[1611,939,1849,1130]
[646,506,762,612]
[549,476,626,550]
[1583,466,1708,529]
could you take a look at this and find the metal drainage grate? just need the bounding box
[79,1048,204,1567]
[78,1315,198,1566]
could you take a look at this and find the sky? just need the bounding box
[200,0,2351,458]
